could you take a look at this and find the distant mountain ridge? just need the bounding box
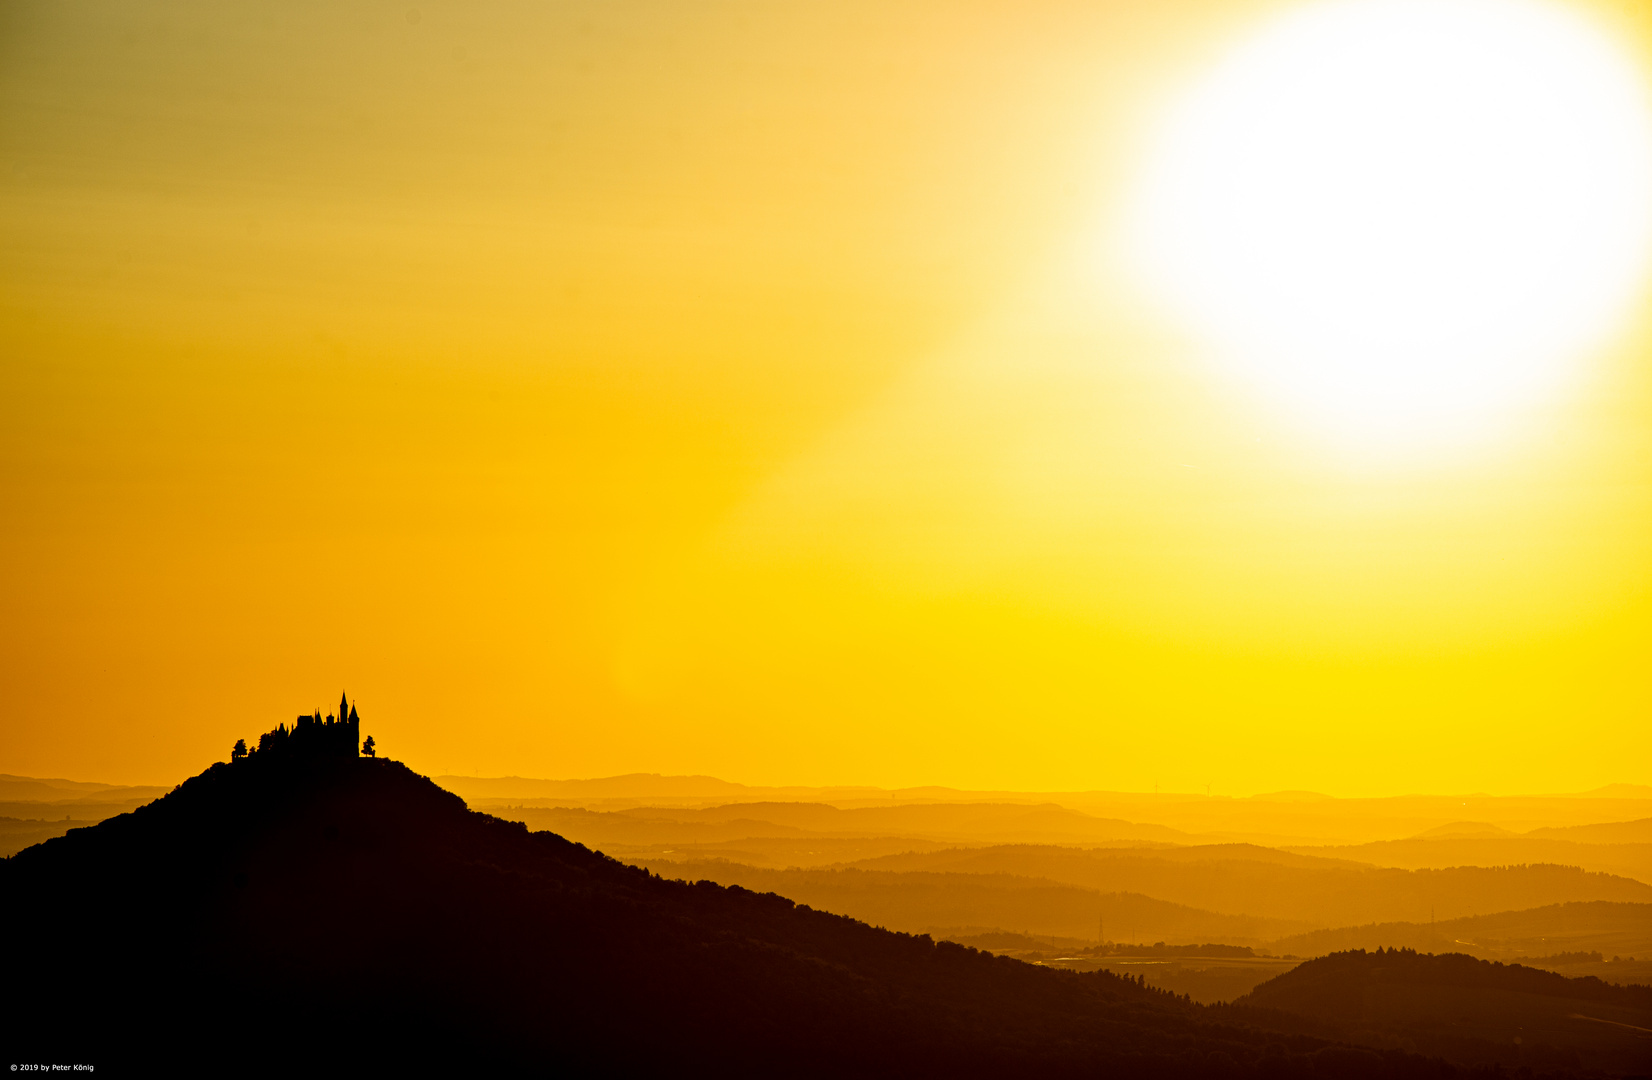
[634,857,1315,944]
[0,773,170,801]
[1416,822,1516,839]
[435,772,1652,805]
[1267,902,1652,963]
[7,769,1647,844]
[439,772,1652,845]
[632,847,1652,950]
[0,774,176,856]
[517,801,1193,846]
[1288,834,1652,886]
[835,845,1652,925]
[1580,785,1652,800]
[1533,818,1652,844]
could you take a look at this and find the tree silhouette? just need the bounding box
[362,735,376,758]
[231,739,248,761]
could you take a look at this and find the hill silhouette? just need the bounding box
[1235,949,1652,1076]
[4,741,1518,1077]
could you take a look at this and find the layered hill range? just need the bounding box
[438,774,1652,1000]
[0,772,169,856]
[8,736,1650,1077]
[0,744,1515,1077]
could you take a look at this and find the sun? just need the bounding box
[1124,0,1652,456]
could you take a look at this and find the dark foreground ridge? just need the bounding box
[0,728,1619,1077]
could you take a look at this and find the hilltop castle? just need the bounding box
[251,692,361,759]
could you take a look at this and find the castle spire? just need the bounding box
[340,691,349,725]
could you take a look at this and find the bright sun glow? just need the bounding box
[1126,0,1652,454]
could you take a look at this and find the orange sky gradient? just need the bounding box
[5,0,1652,794]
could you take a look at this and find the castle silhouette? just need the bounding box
[243,692,362,759]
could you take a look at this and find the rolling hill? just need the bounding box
[1235,949,1652,1076]
[1267,902,1652,967]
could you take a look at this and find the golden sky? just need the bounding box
[4,0,1652,794]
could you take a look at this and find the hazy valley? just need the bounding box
[425,775,1652,1009]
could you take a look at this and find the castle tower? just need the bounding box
[344,695,360,756]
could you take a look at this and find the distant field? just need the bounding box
[940,934,1305,1004]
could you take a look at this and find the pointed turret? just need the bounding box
[346,699,361,755]
[340,691,349,725]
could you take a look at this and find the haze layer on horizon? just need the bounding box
[6,0,1652,795]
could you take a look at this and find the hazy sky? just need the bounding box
[5,0,1652,794]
